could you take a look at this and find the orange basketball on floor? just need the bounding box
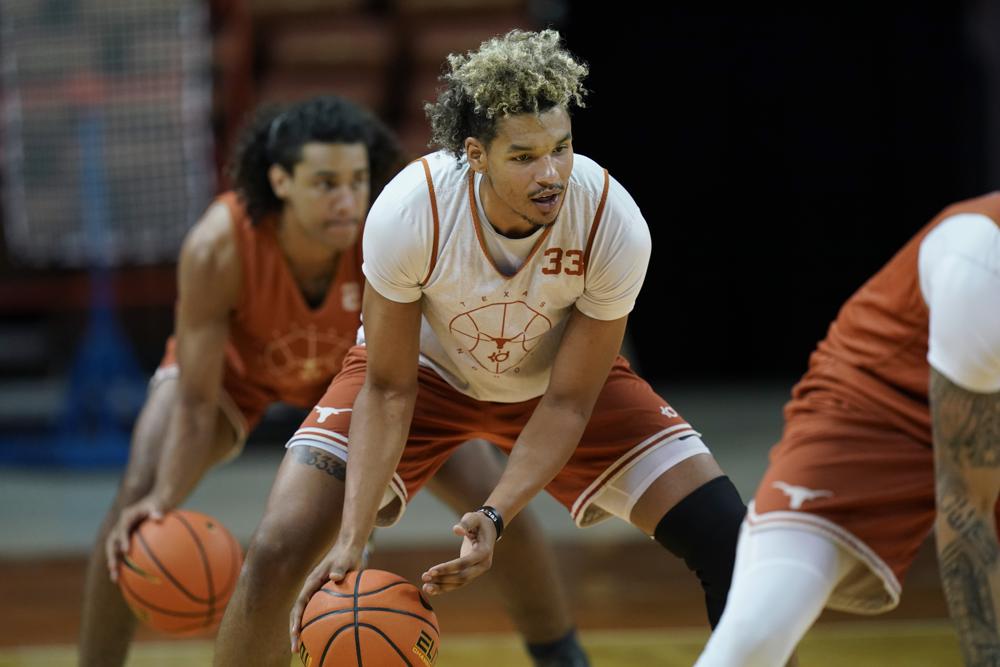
[299,569,440,667]
[117,509,242,636]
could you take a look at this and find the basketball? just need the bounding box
[117,509,242,636]
[298,569,440,667]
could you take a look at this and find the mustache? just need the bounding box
[529,185,565,198]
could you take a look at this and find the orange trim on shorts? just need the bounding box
[419,158,440,286]
[582,169,610,277]
[466,170,554,280]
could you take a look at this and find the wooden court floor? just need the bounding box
[0,540,962,666]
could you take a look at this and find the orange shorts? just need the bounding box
[288,346,710,528]
[152,337,279,446]
[751,398,1000,614]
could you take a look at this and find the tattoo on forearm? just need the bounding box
[939,476,1000,568]
[930,371,1000,467]
[293,447,346,481]
[932,370,1000,665]
[939,541,1000,666]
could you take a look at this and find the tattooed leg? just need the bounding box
[291,447,380,566]
[293,446,347,481]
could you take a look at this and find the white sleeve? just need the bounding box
[361,170,434,304]
[918,213,1000,393]
[575,175,652,321]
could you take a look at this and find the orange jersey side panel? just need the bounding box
[787,192,1000,444]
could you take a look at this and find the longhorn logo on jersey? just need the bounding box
[448,301,552,374]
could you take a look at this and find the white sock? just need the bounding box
[694,521,855,667]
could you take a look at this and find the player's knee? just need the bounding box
[653,475,745,626]
[242,523,313,587]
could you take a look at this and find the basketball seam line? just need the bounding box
[119,578,222,618]
[134,517,213,605]
[318,621,355,666]
[301,606,440,634]
[356,623,412,665]
[174,512,216,627]
[354,569,363,667]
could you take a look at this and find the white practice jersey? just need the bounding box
[361,150,651,402]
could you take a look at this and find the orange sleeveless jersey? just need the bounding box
[162,192,364,423]
[787,192,1000,444]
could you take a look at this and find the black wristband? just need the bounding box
[476,505,504,542]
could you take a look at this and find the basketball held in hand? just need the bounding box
[299,569,440,667]
[117,509,242,636]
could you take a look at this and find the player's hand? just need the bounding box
[420,511,496,596]
[106,497,166,582]
[290,539,366,653]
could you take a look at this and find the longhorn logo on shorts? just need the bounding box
[448,301,552,374]
[313,406,352,423]
[772,481,834,510]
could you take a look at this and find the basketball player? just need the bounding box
[78,95,590,667]
[696,194,1000,666]
[210,30,748,665]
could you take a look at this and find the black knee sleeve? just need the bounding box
[653,475,746,628]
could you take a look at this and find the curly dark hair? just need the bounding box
[425,29,588,159]
[229,95,406,223]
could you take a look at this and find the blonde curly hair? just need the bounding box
[425,29,589,158]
